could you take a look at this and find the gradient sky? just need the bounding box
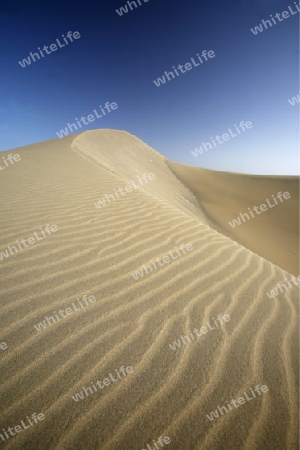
[0,0,299,174]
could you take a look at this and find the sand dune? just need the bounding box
[0,129,298,450]
[168,161,299,276]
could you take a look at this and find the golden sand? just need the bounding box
[0,129,298,449]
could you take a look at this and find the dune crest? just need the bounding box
[0,129,298,450]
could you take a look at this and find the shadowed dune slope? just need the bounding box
[0,129,298,450]
[167,161,299,275]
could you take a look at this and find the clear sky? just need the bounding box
[0,0,299,175]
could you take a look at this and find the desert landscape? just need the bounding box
[0,129,299,449]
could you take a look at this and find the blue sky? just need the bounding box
[0,0,299,175]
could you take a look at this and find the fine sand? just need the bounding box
[0,129,299,450]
